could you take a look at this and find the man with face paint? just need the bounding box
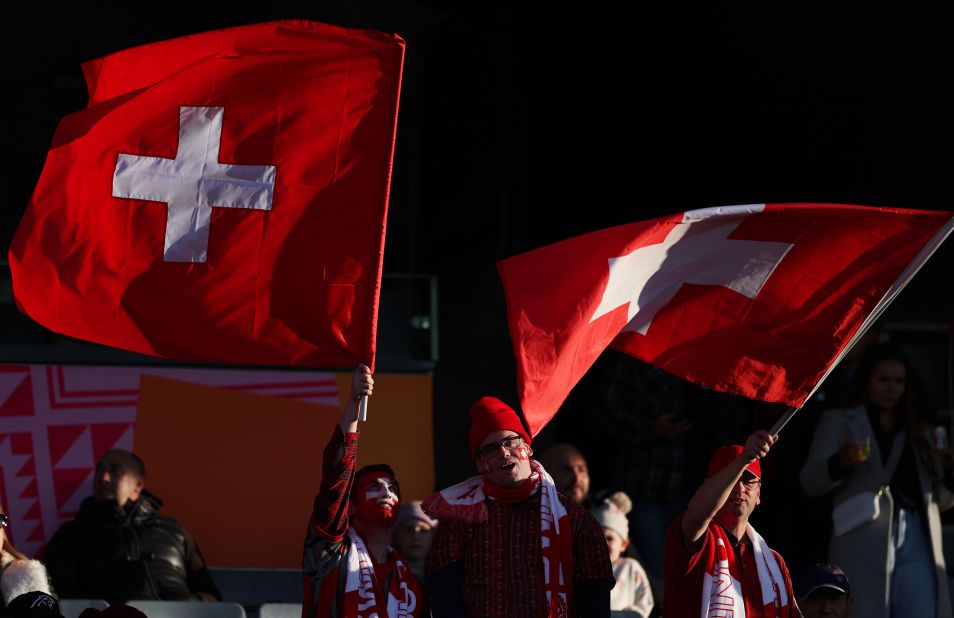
[302,365,426,618]
[423,396,613,617]
[664,431,800,617]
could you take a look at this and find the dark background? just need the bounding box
[1,3,952,490]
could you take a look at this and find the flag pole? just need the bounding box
[359,395,369,422]
[769,216,954,437]
[769,406,800,435]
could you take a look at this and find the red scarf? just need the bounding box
[423,460,573,617]
[701,523,793,618]
[483,472,540,504]
[341,528,422,618]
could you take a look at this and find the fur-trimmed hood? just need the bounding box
[0,550,54,606]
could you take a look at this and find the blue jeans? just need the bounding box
[889,508,935,618]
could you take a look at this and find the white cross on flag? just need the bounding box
[8,21,404,368]
[498,203,953,435]
[112,106,277,263]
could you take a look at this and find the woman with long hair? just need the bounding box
[1,506,56,614]
[800,342,953,618]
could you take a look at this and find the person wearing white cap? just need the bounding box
[591,492,654,617]
[391,501,438,584]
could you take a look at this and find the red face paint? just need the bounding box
[354,473,398,527]
[516,447,529,461]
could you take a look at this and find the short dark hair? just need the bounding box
[352,464,400,499]
[101,449,146,480]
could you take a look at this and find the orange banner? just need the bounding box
[134,371,433,568]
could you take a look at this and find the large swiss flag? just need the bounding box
[498,204,953,435]
[8,21,404,369]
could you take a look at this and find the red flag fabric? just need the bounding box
[8,20,404,369]
[498,204,953,435]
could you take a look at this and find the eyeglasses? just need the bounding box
[739,477,761,491]
[476,435,524,459]
[0,513,8,528]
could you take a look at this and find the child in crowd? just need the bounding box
[592,492,654,617]
[390,501,437,585]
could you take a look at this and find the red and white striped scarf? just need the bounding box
[423,460,573,617]
[702,523,793,618]
[342,528,420,618]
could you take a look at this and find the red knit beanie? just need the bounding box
[467,396,531,459]
[707,444,762,479]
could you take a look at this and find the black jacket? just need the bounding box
[43,492,220,603]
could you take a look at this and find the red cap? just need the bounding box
[467,397,531,459]
[707,444,761,479]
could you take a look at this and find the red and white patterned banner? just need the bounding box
[0,364,337,556]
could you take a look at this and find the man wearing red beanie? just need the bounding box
[302,365,426,618]
[423,396,613,617]
[664,430,801,617]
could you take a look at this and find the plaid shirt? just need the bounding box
[427,492,613,618]
[310,425,357,543]
[302,426,428,617]
[302,425,358,617]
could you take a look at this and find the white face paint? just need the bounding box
[355,474,400,527]
[365,477,399,504]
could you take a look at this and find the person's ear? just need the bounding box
[526,445,534,458]
[130,478,144,501]
[622,538,630,551]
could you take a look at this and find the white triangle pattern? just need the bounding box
[60,469,95,515]
[0,372,27,408]
[0,436,38,552]
[54,426,94,469]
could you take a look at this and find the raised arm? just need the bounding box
[309,365,374,541]
[682,430,776,544]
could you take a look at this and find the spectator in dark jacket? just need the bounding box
[42,449,219,603]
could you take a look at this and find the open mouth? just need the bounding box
[500,462,517,472]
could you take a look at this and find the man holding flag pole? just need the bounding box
[496,202,952,615]
[303,364,427,617]
[497,203,953,439]
[5,18,408,615]
[665,429,799,617]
